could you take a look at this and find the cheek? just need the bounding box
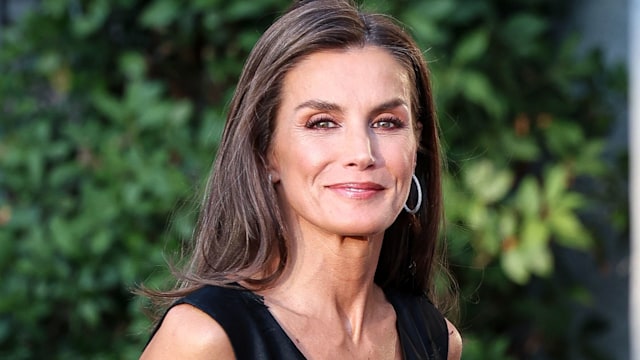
[396,140,419,172]
[270,136,325,181]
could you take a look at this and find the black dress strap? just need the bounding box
[385,289,449,360]
[173,285,305,359]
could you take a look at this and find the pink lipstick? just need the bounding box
[326,182,385,199]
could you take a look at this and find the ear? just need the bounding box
[268,169,281,184]
[266,150,281,184]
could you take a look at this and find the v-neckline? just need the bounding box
[244,287,406,359]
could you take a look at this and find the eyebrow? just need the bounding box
[294,98,409,117]
[295,99,342,113]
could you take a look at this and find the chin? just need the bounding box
[329,222,391,238]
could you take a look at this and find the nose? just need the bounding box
[343,125,376,169]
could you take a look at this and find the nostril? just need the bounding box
[346,154,376,169]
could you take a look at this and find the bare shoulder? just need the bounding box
[445,318,463,360]
[140,303,236,360]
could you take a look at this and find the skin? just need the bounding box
[141,46,462,360]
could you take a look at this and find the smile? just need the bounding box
[326,182,385,199]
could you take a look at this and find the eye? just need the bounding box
[306,117,339,129]
[372,117,404,129]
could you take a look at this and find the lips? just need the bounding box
[326,182,385,199]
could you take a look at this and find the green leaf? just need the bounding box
[203,12,223,31]
[225,2,275,20]
[460,70,505,118]
[48,163,80,188]
[453,29,489,65]
[90,231,114,256]
[25,146,45,187]
[498,209,517,239]
[501,248,530,284]
[124,81,164,119]
[35,52,62,75]
[502,13,548,55]
[497,132,541,161]
[545,120,585,156]
[550,211,593,250]
[42,0,68,18]
[501,219,553,283]
[462,159,513,204]
[520,218,549,248]
[479,217,501,257]
[193,0,223,8]
[483,170,513,203]
[555,193,586,212]
[465,200,487,229]
[515,176,540,218]
[78,300,100,327]
[139,0,179,28]
[543,165,567,206]
[169,100,194,126]
[402,13,448,46]
[423,0,457,21]
[138,102,172,128]
[50,216,78,257]
[520,220,553,277]
[119,52,147,80]
[574,140,606,175]
[505,14,547,36]
[91,90,126,123]
[72,0,110,38]
[528,244,553,277]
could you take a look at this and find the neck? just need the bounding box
[260,230,386,341]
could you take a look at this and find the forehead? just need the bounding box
[279,46,412,108]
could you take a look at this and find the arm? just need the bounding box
[445,318,463,360]
[140,304,236,360]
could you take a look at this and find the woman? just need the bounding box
[141,0,462,359]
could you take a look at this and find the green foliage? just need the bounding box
[0,0,625,358]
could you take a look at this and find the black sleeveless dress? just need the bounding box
[150,285,449,359]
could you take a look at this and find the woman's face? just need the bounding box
[268,46,419,239]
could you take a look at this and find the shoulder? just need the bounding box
[445,318,463,360]
[141,303,235,359]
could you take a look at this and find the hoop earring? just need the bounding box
[403,174,422,214]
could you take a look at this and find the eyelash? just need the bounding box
[305,117,337,129]
[305,116,405,129]
[372,116,405,129]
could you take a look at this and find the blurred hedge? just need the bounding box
[0,0,626,358]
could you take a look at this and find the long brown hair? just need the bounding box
[147,0,452,314]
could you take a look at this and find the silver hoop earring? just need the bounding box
[403,174,422,214]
